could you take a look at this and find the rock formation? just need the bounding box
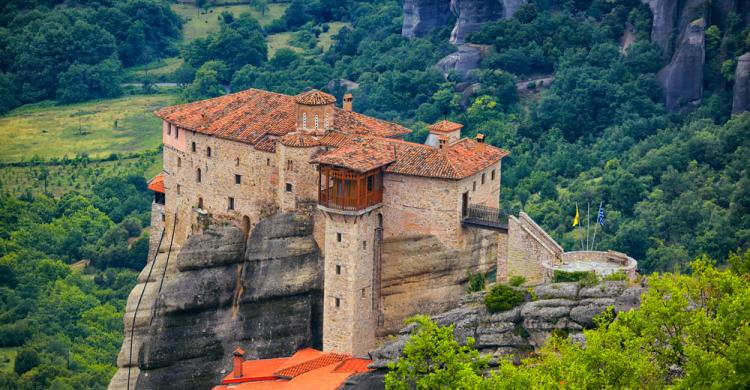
[402,0,453,38]
[345,280,645,388]
[657,18,706,112]
[402,0,526,41]
[109,213,323,389]
[732,53,750,114]
[435,44,485,79]
[642,0,708,61]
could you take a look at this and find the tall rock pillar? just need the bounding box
[732,53,750,114]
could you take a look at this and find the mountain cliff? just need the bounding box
[109,213,323,389]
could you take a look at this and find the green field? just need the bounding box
[318,22,349,51]
[173,3,287,42]
[124,57,184,81]
[0,153,162,197]
[0,94,177,163]
[0,348,16,374]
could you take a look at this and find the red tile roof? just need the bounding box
[295,90,336,105]
[213,349,372,390]
[429,120,463,133]
[279,132,321,148]
[154,89,410,148]
[313,134,508,179]
[147,173,164,193]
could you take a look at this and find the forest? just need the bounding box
[0,0,749,388]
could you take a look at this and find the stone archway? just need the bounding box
[241,215,251,237]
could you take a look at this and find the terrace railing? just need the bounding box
[462,204,514,232]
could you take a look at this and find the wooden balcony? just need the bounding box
[318,166,383,214]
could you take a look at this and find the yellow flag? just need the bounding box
[572,204,579,227]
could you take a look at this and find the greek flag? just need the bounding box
[597,204,606,226]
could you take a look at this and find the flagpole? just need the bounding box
[586,202,590,250]
[592,201,602,250]
[576,202,584,250]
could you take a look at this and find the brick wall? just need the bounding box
[148,201,165,260]
[505,212,563,285]
[276,144,322,212]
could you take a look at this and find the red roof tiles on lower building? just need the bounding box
[213,348,372,390]
[147,173,165,193]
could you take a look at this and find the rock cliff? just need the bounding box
[732,53,750,114]
[657,18,706,112]
[344,280,645,388]
[402,0,453,38]
[109,213,323,389]
[402,0,525,42]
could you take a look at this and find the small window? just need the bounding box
[235,157,240,166]
[196,168,202,183]
[177,184,181,195]
[367,175,374,191]
[336,265,341,275]
[472,181,476,192]
[287,160,293,171]
[314,114,319,129]
[363,240,367,250]
[266,158,270,166]
[482,173,485,185]
[175,127,179,139]
[177,157,181,167]
[198,197,204,209]
[335,297,340,307]
[206,147,212,157]
[191,142,196,152]
[361,288,365,298]
[491,169,496,181]
[324,113,329,128]
[286,183,293,192]
[228,197,235,210]
[235,174,241,185]
[161,212,165,222]
[167,124,171,135]
[302,113,307,129]
[336,233,342,242]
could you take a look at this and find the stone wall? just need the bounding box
[148,201,165,261]
[504,212,563,285]
[381,162,500,249]
[276,144,322,212]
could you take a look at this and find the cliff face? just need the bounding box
[402,0,453,38]
[657,18,706,112]
[402,0,525,42]
[732,53,750,114]
[109,213,323,390]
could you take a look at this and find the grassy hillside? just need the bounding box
[0,94,176,163]
[172,3,287,41]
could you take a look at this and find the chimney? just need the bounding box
[426,120,463,149]
[343,93,353,111]
[232,347,246,378]
[476,133,485,143]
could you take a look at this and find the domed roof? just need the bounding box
[295,89,336,105]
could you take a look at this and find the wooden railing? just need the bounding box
[319,187,382,211]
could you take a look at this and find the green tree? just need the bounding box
[385,316,488,390]
[13,348,40,376]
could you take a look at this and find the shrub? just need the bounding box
[14,349,40,376]
[603,272,627,281]
[509,275,526,287]
[553,270,595,283]
[467,271,486,292]
[484,284,525,313]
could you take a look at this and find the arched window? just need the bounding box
[196,168,202,183]
[314,114,319,129]
[177,157,181,167]
[198,197,204,209]
[324,113,329,128]
[302,113,307,129]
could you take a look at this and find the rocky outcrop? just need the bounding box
[732,53,750,114]
[450,0,504,44]
[109,213,323,389]
[402,0,526,41]
[642,0,708,61]
[368,280,646,373]
[657,18,706,112]
[435,44,485,79]
[378,230,498,335]
[402,0,453,38]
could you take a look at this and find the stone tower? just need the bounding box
[321,209,381,357]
